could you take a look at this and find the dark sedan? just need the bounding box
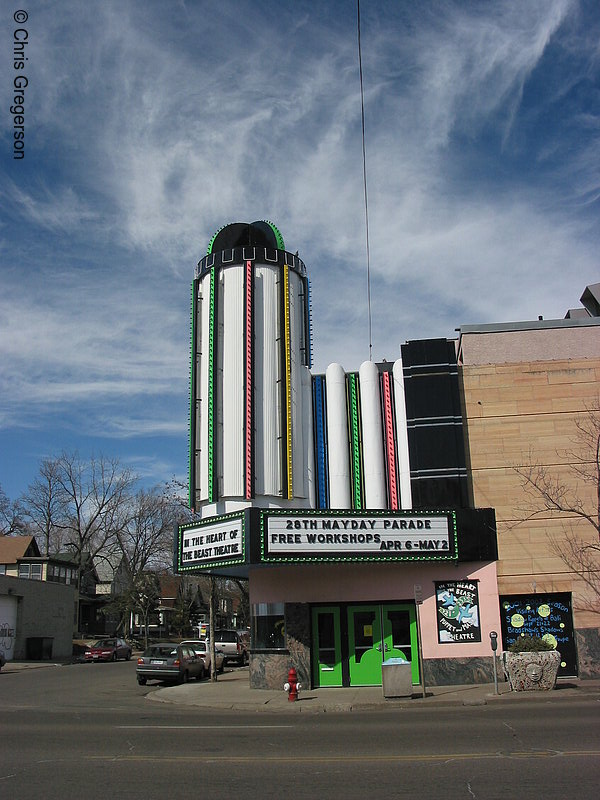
[84,638,132,662]
[136,643,204,685]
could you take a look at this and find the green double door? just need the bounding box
[312,603,419,688]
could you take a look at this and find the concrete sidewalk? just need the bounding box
[147,667,600,713]
[3,660,599,712]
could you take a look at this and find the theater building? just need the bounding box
[174,221,599,689]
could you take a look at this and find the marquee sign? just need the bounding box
[260,509,458,562]
[178,512,246,571]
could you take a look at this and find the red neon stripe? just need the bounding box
[382,372,398,510]
[245,260,253,499]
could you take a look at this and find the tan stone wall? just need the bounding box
[460,342,600,630]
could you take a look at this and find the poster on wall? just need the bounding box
[435,581,481,643]
[499,593,576,677]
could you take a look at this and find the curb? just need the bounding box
[146,682,600,713]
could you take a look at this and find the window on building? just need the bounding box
[252,603,285,650]
[18,563,42,580]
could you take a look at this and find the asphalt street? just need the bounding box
[1,661,599,800]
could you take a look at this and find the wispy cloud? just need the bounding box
[0,266,187,408]
[1,0,598,496]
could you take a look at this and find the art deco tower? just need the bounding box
[189,221,314,515]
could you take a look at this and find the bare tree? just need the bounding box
[0,484,24,536]
[127,571,161,649]
[20,453,138,631]
[515,403,600,613]
[20,459,65,554]
[170,575,206,637]
[117,487,176,576]
[230,578,250,628]
[163,475,200,524]
[53,452,138,566]
[107,488,178,634]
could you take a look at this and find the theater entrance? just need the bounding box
[311,603,419,688]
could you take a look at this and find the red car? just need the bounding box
[84,638,132,662]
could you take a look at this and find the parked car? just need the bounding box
[213,629,248,666]
[84,638,132,662]
[136,643,204,685]
[180,639,224,675]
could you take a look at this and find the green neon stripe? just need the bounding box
[262,219,285,250]
[188,282,197,509]
[348,374,362,509]
[207,267,216,502]
[206,224,227,255]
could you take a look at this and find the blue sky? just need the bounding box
[1,0,599,502]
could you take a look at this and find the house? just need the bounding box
[129,574,209,638]
[92,554,131,635]
[0,535,79,586]
[0,536,78,660]
[0,536,105,638]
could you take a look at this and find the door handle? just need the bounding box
[376,644,382,651]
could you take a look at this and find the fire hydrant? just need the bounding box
[284,667,301,702]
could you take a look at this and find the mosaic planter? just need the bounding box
[503,650,560,691]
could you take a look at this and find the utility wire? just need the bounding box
[357,0,373,361]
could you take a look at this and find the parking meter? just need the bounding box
[489,631,499,694]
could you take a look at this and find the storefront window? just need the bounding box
[500,592,577,677]
[252,603,286,650]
